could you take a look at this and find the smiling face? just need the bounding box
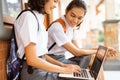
[44,0,58,14]
[65,7,85,27]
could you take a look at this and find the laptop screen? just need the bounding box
[90,45,108,79]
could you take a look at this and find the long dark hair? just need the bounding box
[28,0,49,14]
[66,0,87,15]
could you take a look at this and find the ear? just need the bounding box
[65,9,67,14]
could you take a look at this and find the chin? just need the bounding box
[70,24,75,27]
[46,10,52,14]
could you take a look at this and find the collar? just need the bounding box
[61,15,76,30]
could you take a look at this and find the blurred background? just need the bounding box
[0,0,120,80]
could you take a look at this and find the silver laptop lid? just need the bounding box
[90,45,108,80]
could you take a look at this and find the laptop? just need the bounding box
[58,45,108,80]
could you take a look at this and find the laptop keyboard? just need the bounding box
[73,69,89,78]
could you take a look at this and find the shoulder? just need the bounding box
[49,21,64,31]
[17,11,37,20]
[15,11,39,25]
[50,17,65,28]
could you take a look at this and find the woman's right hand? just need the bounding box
[62,64,82,74]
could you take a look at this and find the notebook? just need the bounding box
[58,45,108,80]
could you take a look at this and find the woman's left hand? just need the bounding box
[107,47,117,57]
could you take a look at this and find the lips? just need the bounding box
[70,21,76,27]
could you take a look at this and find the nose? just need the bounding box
[52,2,58,9]
[73,18,78,24]
[53,5,56,8]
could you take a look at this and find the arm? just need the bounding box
[62,41,97,57]
[72,40,117,60]
[25,42,81,74]
[72,40,81,48]
[48,22,96,57]
[72,40,98,50]
[45,54,66,67]
[25,42,64,73]
[45,54,82,73]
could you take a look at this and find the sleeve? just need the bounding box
[18,12,38,47]
[48,22,69,47]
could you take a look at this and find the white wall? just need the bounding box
[60,0,72,15]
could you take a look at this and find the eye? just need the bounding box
[54,0,58,3]
[71,13,76,18]
[78,16,84,20]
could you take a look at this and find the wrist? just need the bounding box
[58,67,65,73]
[60,63,66,67]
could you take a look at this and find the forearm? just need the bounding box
[25,43,65,73]
[77,49,97,56]
[45,54,65,67]
[27,57,65,73]
[63,42,97,56]
[72,40,97,56]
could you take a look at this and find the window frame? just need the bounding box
[3,0,25,25]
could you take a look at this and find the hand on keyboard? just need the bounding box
[63,64,82,74]
[74,69,88,78]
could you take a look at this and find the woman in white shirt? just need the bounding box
[46,0,117,80]
[14,0,81,80]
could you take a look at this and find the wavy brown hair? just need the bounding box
[28,0,49,14]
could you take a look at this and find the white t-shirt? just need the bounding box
[47,16,79,55]
[14,11,48,58]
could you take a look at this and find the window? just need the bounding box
[0,0,25,40]
[2,0,22,18]
[2,0,25,24]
